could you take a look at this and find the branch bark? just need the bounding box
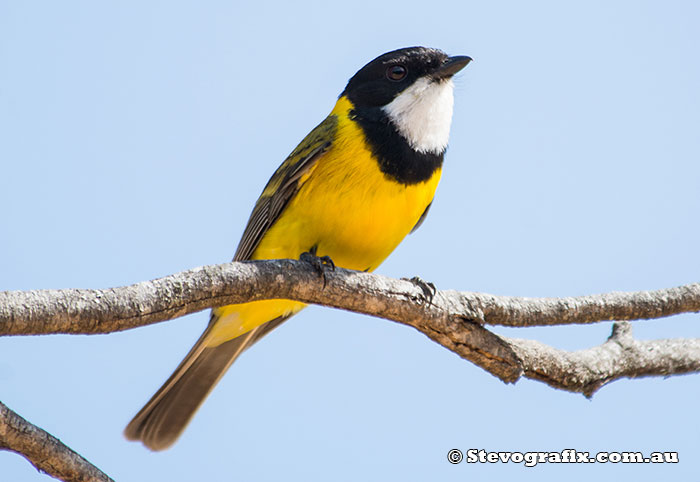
[1,259,699,393]
[0,400,113,482]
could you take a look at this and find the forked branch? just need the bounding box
[0,259,698,393]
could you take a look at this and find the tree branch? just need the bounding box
[1,259,698,393]
[2,260,698,335]
[0,400,113,482]
[2,260,699,481]
[510,322,700,396]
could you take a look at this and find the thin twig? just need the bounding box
[0,400,113,482]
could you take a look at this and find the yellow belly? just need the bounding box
[207,97,441,345]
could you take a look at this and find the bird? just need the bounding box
[125,46,471,450]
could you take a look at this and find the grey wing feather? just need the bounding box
[410,201,433,233]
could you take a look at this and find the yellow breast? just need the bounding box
[253,96,441,270]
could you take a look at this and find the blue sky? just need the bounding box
[1,1,699,480]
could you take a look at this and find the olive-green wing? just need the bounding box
[200,115,337,382]
[214,115,338,356]
[233,115,337,262]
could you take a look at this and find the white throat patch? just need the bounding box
[382,77,455,154]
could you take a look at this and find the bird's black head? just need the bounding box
[341,46,471,108]
[338,47,471,184]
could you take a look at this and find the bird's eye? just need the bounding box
[386,65,407,81]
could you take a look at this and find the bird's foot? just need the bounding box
[300,247,335,287]
[402,276,437,305]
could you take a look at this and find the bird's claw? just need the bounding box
[402,276,437,305]
[300,250,335,287]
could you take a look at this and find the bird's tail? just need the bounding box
[124,315,288,451]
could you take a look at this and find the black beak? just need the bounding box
[432,55,472,80]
